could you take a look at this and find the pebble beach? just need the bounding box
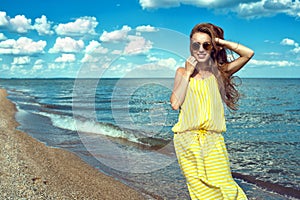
[0,89,144,200]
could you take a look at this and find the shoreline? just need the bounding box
[0,88,145,199]
[232,172,300,199]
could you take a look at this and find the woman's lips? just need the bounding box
[197,54,207,59]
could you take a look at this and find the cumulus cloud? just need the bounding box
[139,0,256,9]
[136,25,158,32]
[0,12,32,33]
[1,64,9,70]
[49,37,84,53]
[292,47,300,53]
[80,41,109,63]
[55,16,98,36]
[0,11,9,26]
[10,14,32,33]
[0,37,46,55]
[100,25,131,42]
[157,57,177,68]
[280,38,300,54]
[0,33,6,40]
[85,40,108,54]
[10,64,23,72]
[55,53,76,63]
[139,0,300,19]
[33,15,54,35]
[32,59,44,72]
[280,38,299,47]
[12,56,31,65]
[236,0,300,18]
[123,35,153,54]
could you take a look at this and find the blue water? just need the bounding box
[0,78,299,199]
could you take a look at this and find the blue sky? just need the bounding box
[0,0,299,78]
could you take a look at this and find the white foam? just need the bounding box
[33,111,141,144]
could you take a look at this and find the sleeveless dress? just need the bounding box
[172,75,247,200]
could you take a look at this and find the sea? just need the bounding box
[0,78,299,200]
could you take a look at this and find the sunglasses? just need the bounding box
[191,41,212,51]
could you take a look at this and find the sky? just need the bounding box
[0,0,299,78]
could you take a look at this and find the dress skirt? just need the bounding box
[173,130,248,200]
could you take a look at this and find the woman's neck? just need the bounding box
[196,63,211,73]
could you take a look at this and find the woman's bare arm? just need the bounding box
[170,56,197,110]
[216,38,254,76]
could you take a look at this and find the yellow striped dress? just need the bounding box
[172,75,247,200]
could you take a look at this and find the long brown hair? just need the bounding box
[190,23,240,110]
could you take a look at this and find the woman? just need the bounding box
[170,23,254,200]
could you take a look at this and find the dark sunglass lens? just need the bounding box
[203,42,211,50]
[192,42,200,51]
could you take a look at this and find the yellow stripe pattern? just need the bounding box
[172,75,247,200]
[172,76,226,133]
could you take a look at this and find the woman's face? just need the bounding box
[190,32,212,63]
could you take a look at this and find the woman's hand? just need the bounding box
[185,56,197,76]
[215,37,224,50]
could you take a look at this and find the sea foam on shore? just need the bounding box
[0,88,144,200]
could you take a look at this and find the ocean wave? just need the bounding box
[33,111,170,149]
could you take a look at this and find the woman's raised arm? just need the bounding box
[215,38,254,76]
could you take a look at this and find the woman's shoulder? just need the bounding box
[175,67,185,75]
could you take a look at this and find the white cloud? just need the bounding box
[0,33,6,40]
[32,64,43,71]
[10,14,32,33]
[81,53,112,63]
[81,54,99,63]
[81,41,109,63]
[139,0,180,9]
[2,64,9,70]
[0,37,46,55]
[0,11,9,27]
[237,0,300,19]
[12,56,31,65]
[49,37,84,53]
[139,0,248,9]
[287,0,300,17]
[292,47,300,53]
[32,59,44,71]
[111,50,122,55]
[100,25,131,42]
[55,16,98,36]
[249,59,296,67]
[33,15,54,35]
[48,63,66,69]
[10,64,23,72]
[85,40,108,54]
[157,57,177,68]
[236,1,269,18]
[139,0,300,19]
[280,38,299,47]
[136,25,158,32]
[55,53,76,63]
[263,52,281,56]
[124,35,152,55]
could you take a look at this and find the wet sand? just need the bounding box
[0,89,144,199]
